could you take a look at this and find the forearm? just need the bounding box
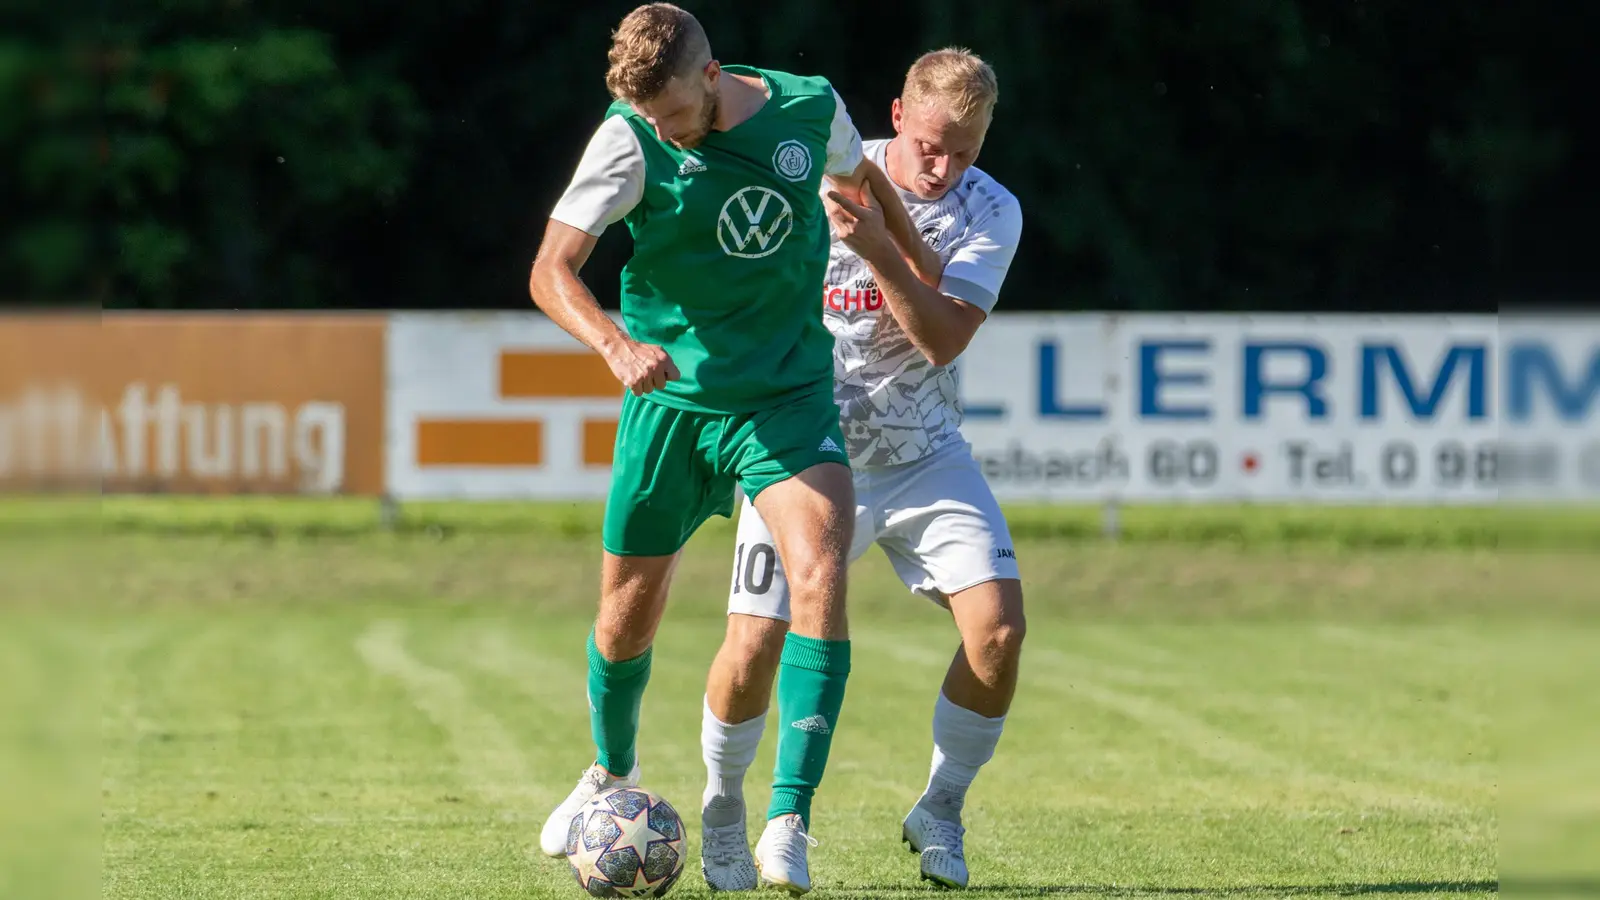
[529,263,630,358]
[864,252,971,367]
[860,164,942,287]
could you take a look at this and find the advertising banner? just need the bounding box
[0,313,387,495]
[385,313,625,500]
[385,312,1598,506]
[959,313,1596,504]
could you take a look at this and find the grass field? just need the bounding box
[8,499,1600,898]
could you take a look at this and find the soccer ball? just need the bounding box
[564,786,686,897]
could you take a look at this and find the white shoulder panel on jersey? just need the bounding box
[937,171,1022,314]
[550,115,647,237]
[824,87,865,176]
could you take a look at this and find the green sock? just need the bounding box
[768,633,851,830]
[586,631,651,777]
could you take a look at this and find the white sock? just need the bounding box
[921,691,1006,821]
[701,696,766,825]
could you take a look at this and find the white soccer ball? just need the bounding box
[564,786,686,897]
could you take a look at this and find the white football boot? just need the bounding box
[902,803,969,889]
[537,760,641,857]
[700,795,759,891]
[753,813,818,895]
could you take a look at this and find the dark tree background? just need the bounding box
[4,0,1594,313]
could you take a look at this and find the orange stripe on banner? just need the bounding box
[499,350,618,399]
[582,418,619,466]
[416,419,543,466]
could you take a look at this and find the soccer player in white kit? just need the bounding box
[698,48,1025,892]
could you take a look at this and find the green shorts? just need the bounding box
[603,391,850,557]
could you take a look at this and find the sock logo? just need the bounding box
[790,714,832,735]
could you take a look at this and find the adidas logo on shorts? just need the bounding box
[678,155,707,176]
[790,715,832,734]
[818,436,841,454]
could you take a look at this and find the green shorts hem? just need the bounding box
[602,392,847,557]
[740,455,850,503]
[600,505,734,558]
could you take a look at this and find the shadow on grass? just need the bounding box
[832,881,1500,898]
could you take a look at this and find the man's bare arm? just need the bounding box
[862,247,986,367]
[529,220,625,355]
[529,219,678,395]
[828,159,942,287]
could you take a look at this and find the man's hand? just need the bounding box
[824,185,896,266]
[603,338,680,396]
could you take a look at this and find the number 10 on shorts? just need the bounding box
[732,541,778,595]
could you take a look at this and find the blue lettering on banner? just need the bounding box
[1242,342,1329,420]
[975,329,1594,429]
[1139,340,1211,420]
[1507,342,1600,423]
[1037,342,1105,420]
[1360,343,1487,421]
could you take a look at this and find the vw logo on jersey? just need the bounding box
[718,186,794,258]
[772,139,812,182]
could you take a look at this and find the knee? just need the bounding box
[976,614,1026,672]
[783,548,847,604]
[595,583,669,661]
[994,616,1027,660]
[594,632,652,662]
[594,623,654,662]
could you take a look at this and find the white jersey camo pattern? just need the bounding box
[827,139,1023,467]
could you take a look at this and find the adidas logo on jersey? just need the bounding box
[790,715,832,734]
[678,155,707,176]
[818,436,841,454]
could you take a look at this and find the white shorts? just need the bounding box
[727,442,1020,621]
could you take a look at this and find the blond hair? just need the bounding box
[605,3,712,102]
[902,47,998,125]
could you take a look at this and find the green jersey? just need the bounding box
[550,66,864,413]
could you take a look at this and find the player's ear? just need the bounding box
[890,98,904,134]
[703,59,720,89]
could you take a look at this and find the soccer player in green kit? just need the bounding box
[528,4,938,893]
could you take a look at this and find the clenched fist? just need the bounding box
[605,339,680,396]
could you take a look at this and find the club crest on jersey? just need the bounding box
[919,213,957,251]
[772,139,812,182]
[718,186,794,258]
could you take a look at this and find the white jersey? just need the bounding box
[826,138,1023,468]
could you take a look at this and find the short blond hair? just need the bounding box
[902,47,998,126]
[605,3,712,102]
